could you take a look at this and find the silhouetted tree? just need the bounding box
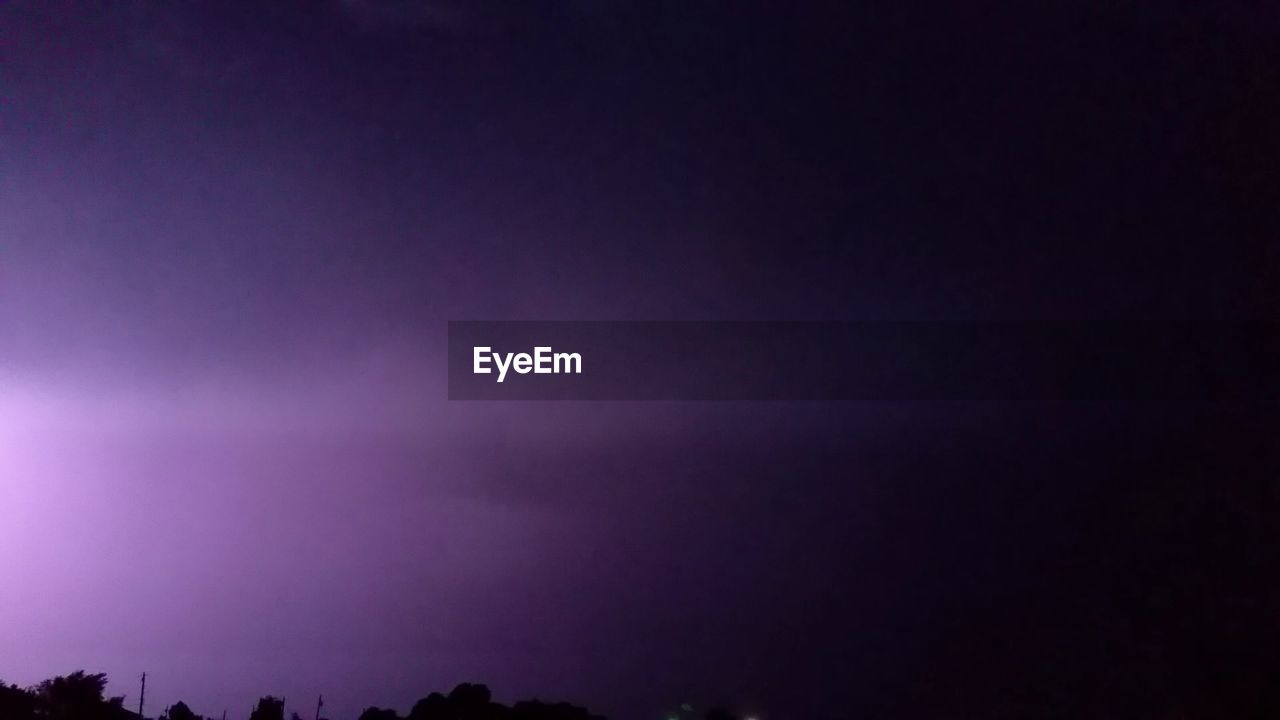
[448,683,493,712]
[511,700,603,720]
[407,684,519,720]
[408,692,449,720]
[0,682,38,720]
[166,700,203,720]
[8,673,606,720]
[37,671,110,720]
[249,696,285,720]
[358,707,400,720]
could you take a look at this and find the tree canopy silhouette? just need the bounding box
[0,674,605,720]
[0,672,136,720]
[163,700,203,720]
[249,696,285,720]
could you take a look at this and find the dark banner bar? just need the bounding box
[447,321,1277,401]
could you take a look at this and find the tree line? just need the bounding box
[0,671,748,720]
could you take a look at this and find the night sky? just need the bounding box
[2,2,1277,719]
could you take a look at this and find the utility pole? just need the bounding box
[138,673,146,720]
[314,694,323,720]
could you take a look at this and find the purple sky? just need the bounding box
[2,8,896,715]
[2,3,1275,720]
